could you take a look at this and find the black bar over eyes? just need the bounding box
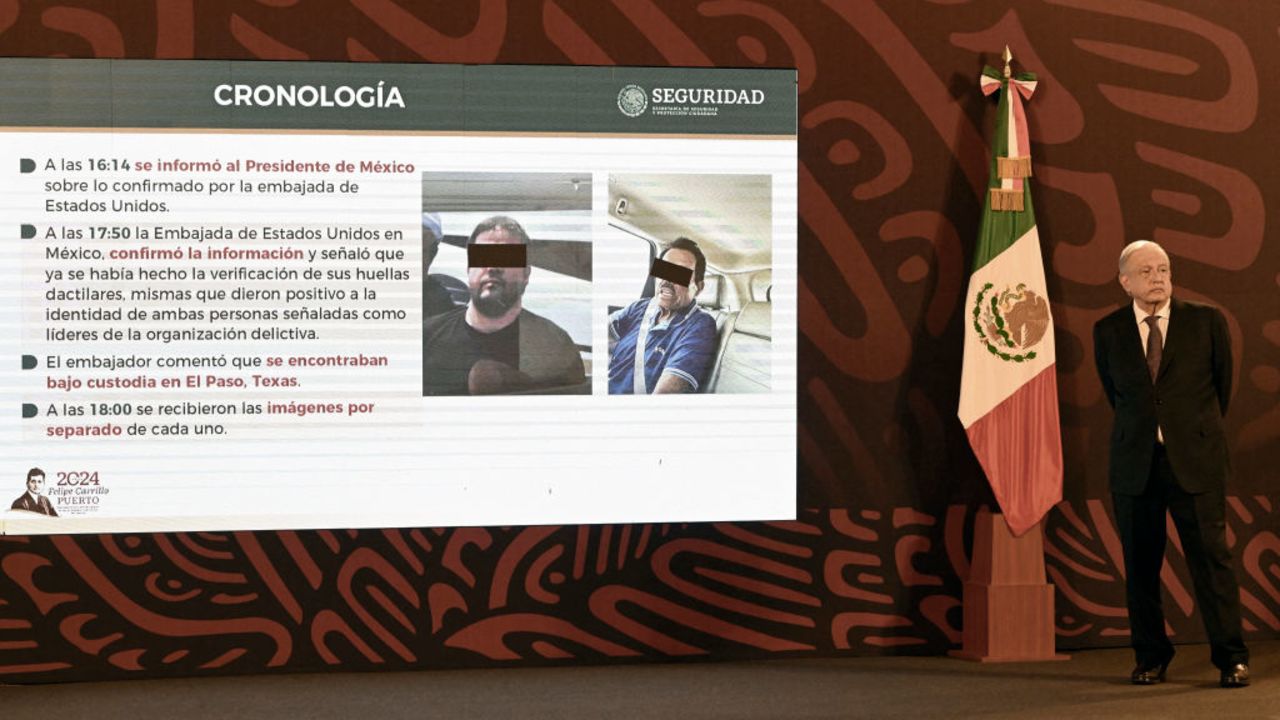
[468,244,527,268]
[650,258,693,287]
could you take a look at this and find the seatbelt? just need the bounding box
[632,297,661,394]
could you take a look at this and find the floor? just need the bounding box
[2,641,1277,719]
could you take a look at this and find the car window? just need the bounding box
[600,221,656,312]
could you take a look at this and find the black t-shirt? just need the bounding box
[423,307,586,396]
[423,308,518,395]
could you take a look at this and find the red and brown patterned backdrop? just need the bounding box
[1,0,1276,682]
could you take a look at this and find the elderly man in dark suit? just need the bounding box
[1093,240,1249,688]
[11,467,58,517]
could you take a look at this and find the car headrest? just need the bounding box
[697,273,723,309]
[750,270,772,302]
[733,300,771,339]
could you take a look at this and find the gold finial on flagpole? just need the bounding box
[1003,46,1013,78]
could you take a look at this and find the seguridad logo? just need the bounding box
[617,83,765,118]
[617,84,648,117]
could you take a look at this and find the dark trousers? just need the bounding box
[1112,444,1248,670]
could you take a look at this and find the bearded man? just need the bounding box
[423,216,584,396]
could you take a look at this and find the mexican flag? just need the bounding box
[957,63,1063,537]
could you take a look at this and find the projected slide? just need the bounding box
[0,59,797,534]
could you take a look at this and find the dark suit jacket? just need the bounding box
[1093,298,1232,496]
[11,492,58,516]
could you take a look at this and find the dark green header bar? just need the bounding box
[0,58,796,135]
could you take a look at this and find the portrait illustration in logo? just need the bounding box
[972,282,1049,362]
[617,84,647,117]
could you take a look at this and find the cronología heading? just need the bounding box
[214,82,405,108]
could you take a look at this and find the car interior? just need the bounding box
[608,173,773,393]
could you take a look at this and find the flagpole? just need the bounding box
[953,47,1067,663]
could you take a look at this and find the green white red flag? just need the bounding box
[957,60,1063,537]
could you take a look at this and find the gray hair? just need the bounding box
[1118,240,1168,274]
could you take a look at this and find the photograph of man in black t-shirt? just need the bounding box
[423,216,584,395]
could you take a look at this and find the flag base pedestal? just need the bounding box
[949,509,1069,662]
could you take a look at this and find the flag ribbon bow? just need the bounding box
[980,63,1038,212]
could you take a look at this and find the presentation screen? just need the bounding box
[0,59,797,534]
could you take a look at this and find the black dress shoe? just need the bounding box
[1220,663,1250,688]
[1130,661,1168,685]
